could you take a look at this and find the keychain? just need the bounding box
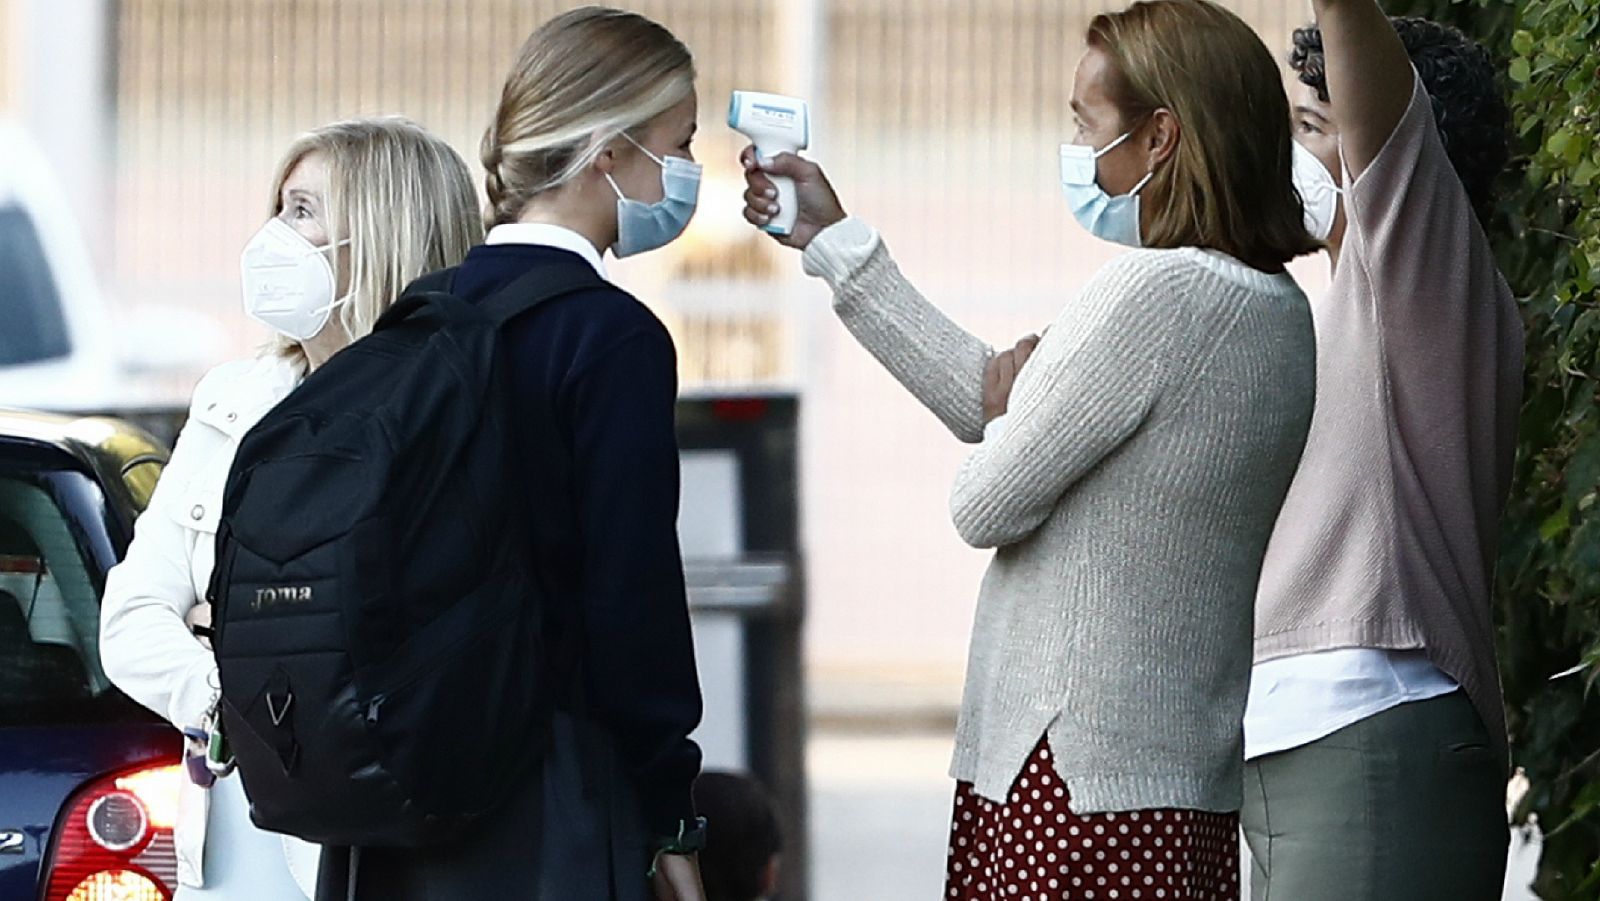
[183,681,235,787]
[203,705,235,778]
[182,727,214,788]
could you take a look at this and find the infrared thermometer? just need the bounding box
[729,90,810,236]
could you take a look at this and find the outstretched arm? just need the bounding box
[1314,0,1415,179]
[743,150,992,443]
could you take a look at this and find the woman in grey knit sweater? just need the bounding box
[741,2,1319,897]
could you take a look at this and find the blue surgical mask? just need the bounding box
[605,134,702,258]
[1059,132,1154,248]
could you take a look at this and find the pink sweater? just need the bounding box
[1254,71,1524,764]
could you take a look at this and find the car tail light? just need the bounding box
[62,871,167,901]
[43,762,182,901]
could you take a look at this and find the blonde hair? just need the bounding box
[1088,0,1319,266]
[482,6,695,227]
[267,116,484,369]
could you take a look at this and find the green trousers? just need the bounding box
[1241,691,1508,901]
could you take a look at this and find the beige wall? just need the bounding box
[113,0,790,386]
[0,0,11,113]
[110,0,1308,382]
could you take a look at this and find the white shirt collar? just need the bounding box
[486,223,608,277]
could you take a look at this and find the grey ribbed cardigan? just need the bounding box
[806,221,1316,813]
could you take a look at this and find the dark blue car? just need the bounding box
[0,409,181,901]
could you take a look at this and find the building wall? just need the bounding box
[0,0,12,113]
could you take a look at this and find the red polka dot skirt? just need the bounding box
[945,736,1240,900]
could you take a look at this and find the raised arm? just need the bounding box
[1314,0,1415,179]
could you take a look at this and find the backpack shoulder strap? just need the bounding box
[476,261,609,328]
[376,266,463,331]
[404,266,458,296]
[379,261,607,334]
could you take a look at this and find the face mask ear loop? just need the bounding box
[1306,183,1345,203]
[290,234,351,257]
[1093,131,1134,159]
[1305,166,1343,198]
[303,292,355,319]
[602,130,653,201]
[1130,170,1156,196]
[287,230,348,322]
[310,238,347,320]
[620,131,668,168]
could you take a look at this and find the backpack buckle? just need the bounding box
[260,668,301,774]
[267,690,294,726]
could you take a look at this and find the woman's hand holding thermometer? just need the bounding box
[732,91,845,249]
[729,91,809,234]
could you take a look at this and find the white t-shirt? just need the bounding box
[1244,648,1460,759]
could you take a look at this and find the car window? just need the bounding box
[0,204,71,366]
[0,469,125,724]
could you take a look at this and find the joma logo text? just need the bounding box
[253,586,314,610]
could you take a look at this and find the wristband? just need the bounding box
[647,816,708,877]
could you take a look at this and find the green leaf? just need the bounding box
[1514,30,1536,55]
[1579,858,1600,896]
[1511,56,1533,84]
[1542,503,1573,541]
[1575,158,1600,186]
[1583,644,1600,694]
[1572,779,1600,821]
[1569,434,1600,504]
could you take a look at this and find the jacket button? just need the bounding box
[225,412,238,423]
[191,505,205,521]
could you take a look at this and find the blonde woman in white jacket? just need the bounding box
[99,117,482,899]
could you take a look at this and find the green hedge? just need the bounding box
[1375,0,1600,896]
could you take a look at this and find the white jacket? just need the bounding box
[100,354,318,894]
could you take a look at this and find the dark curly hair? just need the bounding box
[1289,17,1509,218]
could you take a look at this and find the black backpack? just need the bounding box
[208,263,601,847]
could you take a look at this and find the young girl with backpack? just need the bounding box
[312,8,708,900]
